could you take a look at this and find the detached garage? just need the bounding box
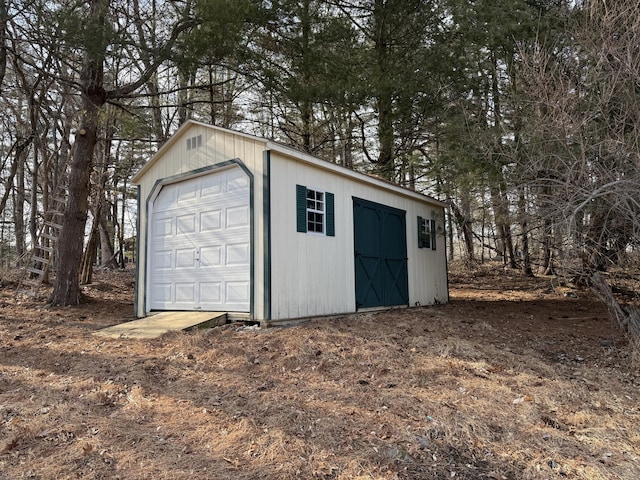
[132,120,448,324]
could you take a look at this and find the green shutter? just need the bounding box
[326,192,335,236]
[431,219,436,250]
[417,216,424,248]
[296,185,307,232]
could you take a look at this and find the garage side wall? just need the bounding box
[268,152,448,321]
[134,126,267,318]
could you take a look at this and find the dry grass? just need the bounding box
[1,264,639,479]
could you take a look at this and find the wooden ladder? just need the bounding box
[16,191,66,299]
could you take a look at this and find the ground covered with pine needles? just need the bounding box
[1,264,638,479]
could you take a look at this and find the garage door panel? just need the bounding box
[227,169,250,191]
[177,181,197,202]
[153,217,173,238]
[226,243,250,266]
[201,174,224,198]
[175,283,196,303]
[155,187,178,211]
[199,282,222,303]
[200,210,222,232]
[175,248,196,268]
[152,283,172,304]
[176,213,196,235]
[153,250,173,270]
[226,205,249,228]
[226,281,250,303]
[149,167,250,312]
[199,245,222,267]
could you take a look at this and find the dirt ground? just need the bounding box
[1,264,638,479]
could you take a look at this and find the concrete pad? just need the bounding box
[94,311,227,339]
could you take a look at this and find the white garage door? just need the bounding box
[148,167,250,312]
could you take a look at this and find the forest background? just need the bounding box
[0,0,639,335]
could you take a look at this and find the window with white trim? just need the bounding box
[306,189,325,233]
[296,184,335,236]
[418,216,436,250]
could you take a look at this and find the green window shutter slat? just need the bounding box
[296,185,307,233]
[326,192,335,236]
[431,219,436,250]
[417,216,424,248]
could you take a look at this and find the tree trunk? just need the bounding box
[131,0,165,143]
[490,184,516,268]
[299,0,313,153]
[540,217,555,275]
[29,146,38,250]
[117,179,127,268]
[80,209,100,285]
[449,198,474,262]
[0,0,6,92]
[376,90,394,179]
[447,209,454,261]
[98,207,118,269]
[0,208,6,269]
[517,186,533,276]
[50,0,107,305]
[343,113,354,169]
[1,138,29,262]
[373,0,395,180]
[51,105,101,303]
[177,68,191,125]
[14,152,26,261]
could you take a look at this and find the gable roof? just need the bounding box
[132,120,446,208]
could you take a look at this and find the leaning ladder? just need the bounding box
[16,190,66,299]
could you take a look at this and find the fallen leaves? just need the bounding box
[512,395,534,405]
[0,265,637,480]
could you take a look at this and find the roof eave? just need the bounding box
[131,121,446,209]
[266,141,447,208]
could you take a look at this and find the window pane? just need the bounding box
[305,188,325,233]
[307,211,324,232]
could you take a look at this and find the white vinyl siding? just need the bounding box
[270,152,448,320]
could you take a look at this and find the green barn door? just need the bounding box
[353,198,408,309]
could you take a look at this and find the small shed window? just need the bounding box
[296,185,335,236]
[307,189,325,233]
[418,216,436,250]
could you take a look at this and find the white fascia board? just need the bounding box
[266,141,447,209]
[131,120,268,184]
[132,121,446,209]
